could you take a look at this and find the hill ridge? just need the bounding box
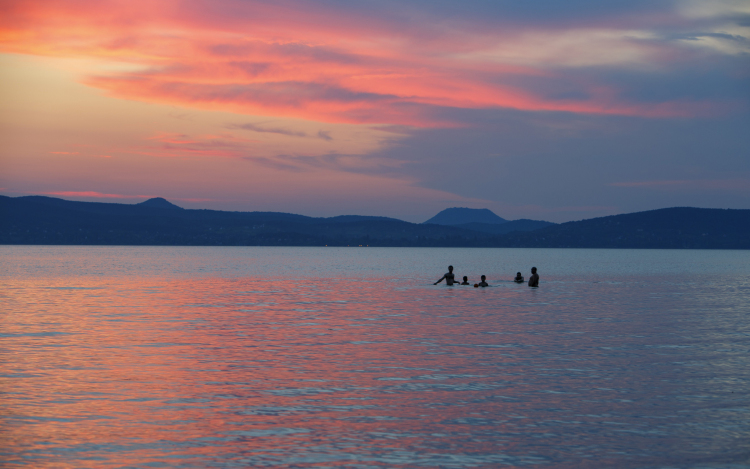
[1,196,748,248]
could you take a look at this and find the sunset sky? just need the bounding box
[1,0,748,222]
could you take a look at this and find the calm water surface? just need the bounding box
[2,247,749,468]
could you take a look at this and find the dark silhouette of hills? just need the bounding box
[1,196,748,248]
[423,207,553,235]
[455,219,556,235]
[0,196,492,246]
[138,197,183,209]
[424,207,506,225]
[496,207,750,249]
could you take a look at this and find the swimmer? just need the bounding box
[434,265,458,286]
[514,272,524,283]
[478,275,489,287]
[528,267,539,287]
[460,276,470,285]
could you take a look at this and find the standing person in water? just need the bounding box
[478,275,489,287]
[528,267,539,287]
[434,265,458,285]
[460,276,470,285]
[514,272,524,283]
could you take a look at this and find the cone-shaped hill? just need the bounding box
[424,207,506,225]
[138,197,183,210]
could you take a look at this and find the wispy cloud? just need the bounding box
[142,132,256,158]
[228,123,307,138]
[1,0,741,128]
[36,191,213,204]
[41,191,153,199]
[242,156,306,173]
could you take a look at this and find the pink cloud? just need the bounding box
[171,197,215,203]
[41,191,153,199]
[34,191,214,204]
[0,0,728,128]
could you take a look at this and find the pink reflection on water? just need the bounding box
[2,272,748,468]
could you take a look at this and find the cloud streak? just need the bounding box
[41,191,153,199]
[2,0,744,128]
[229,123,307,138]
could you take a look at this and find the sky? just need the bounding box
[0,0,748,223]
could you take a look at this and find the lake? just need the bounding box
[2,246,749,468]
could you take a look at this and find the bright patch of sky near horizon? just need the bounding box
[0,0,748,222]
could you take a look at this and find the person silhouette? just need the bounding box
[460,276,470,285]
[434,265,458,285]
[477,275,489,287]
[514,272,524,283]
[528,267,539,287]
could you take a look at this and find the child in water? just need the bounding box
[514,272,524,283]
[460,276,470,285]
[528,267,539,287]
[477,275,489,287]
[434,265,458,285]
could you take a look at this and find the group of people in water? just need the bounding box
[434,265,539,288]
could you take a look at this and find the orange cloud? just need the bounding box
[0,0,723,127]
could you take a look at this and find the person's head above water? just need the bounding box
[448,265,454,272]
[516,272,522,276]
[481,275,486,281]
[531,267,537,274]
[463,276,468,281]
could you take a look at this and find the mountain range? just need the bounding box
[1,195,748,249]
